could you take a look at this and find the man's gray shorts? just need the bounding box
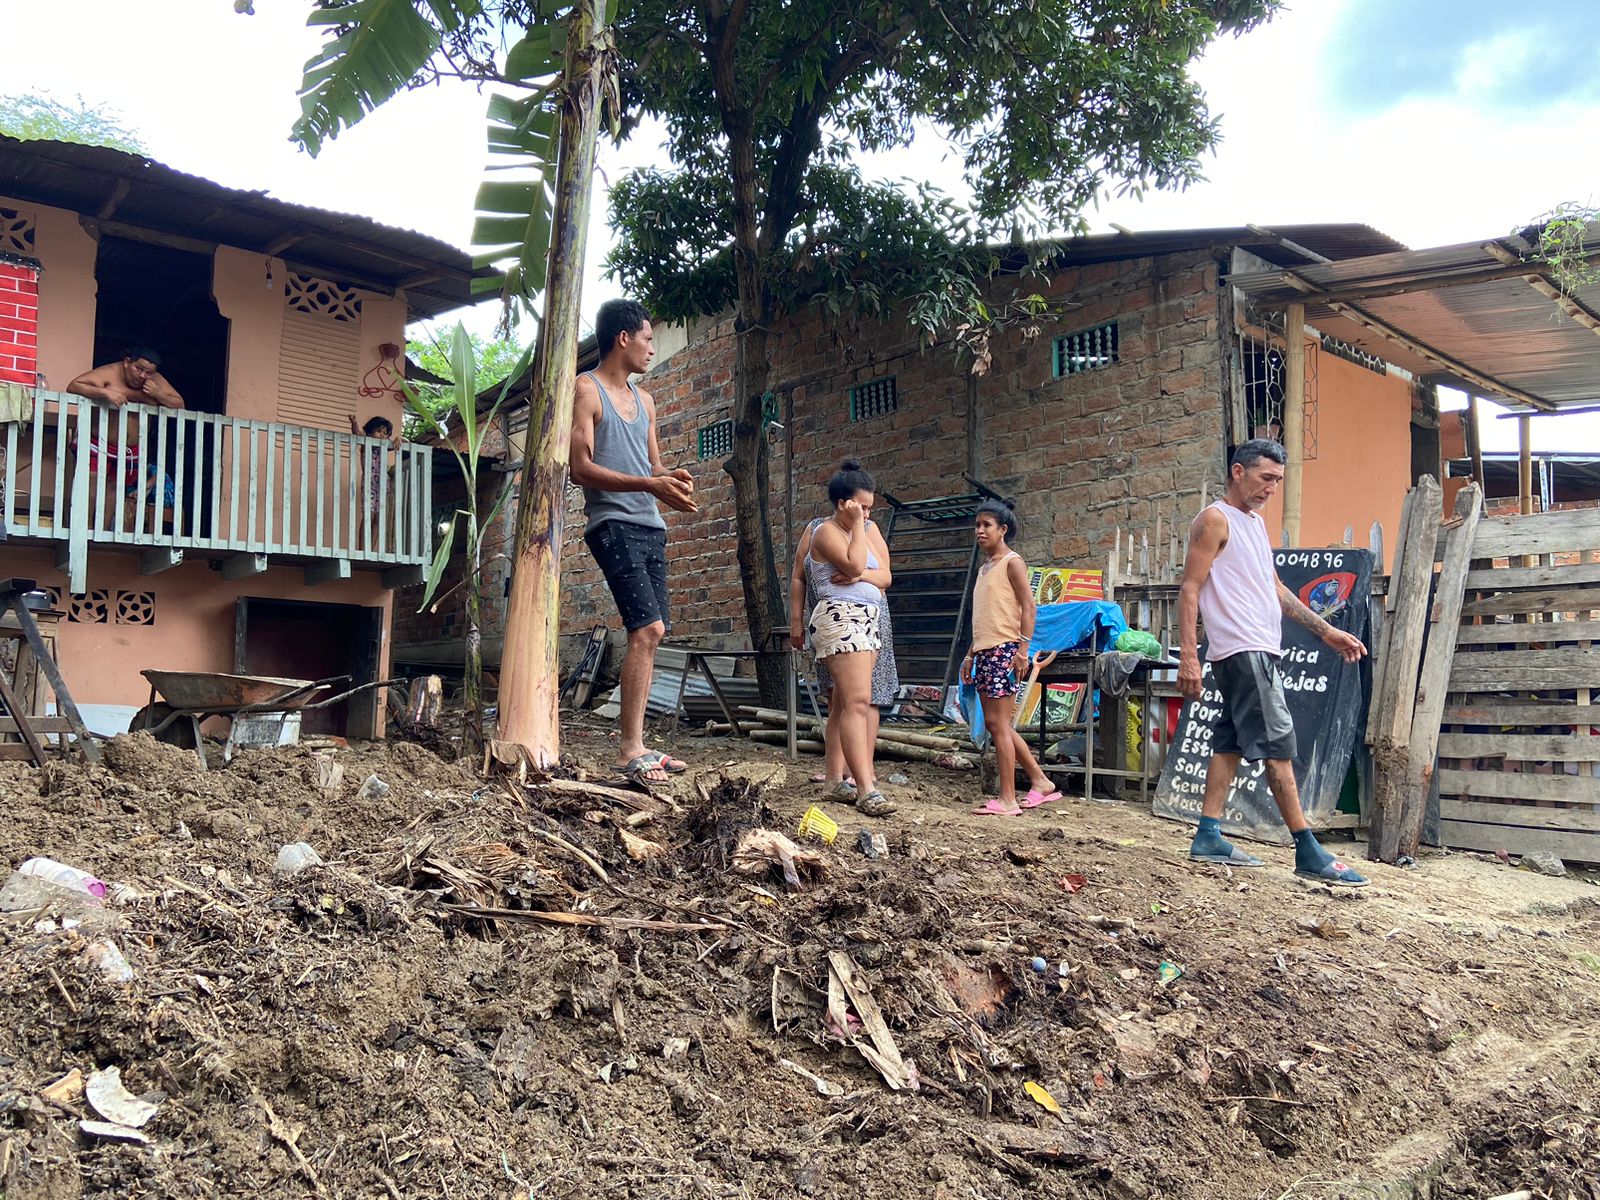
[1209,651,1297,762]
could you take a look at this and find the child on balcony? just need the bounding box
[349,412,401,551]
[963,500,1061,816]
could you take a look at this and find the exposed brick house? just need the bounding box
[394,224,1431,678]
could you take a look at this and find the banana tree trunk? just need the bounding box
[493,0,607,769]
[462,526,485,757]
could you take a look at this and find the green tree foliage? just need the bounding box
[0,94,147,154]
[602,0,1279,699]
[405,329,530,433]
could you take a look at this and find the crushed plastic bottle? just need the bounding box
[19,858,107,902]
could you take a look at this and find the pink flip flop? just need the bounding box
[1020,786,1062,809]
[973,797,1023,816]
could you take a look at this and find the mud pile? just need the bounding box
[1,728,1598,1199]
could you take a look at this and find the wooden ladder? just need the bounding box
[0,578,100,766]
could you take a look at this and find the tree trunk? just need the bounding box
[493,0,607,768]
[726,323,787,704]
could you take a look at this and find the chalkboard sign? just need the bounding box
[1153,547,1374,845]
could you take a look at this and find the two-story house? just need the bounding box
[0,135,489,738]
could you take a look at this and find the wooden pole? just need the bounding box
[493,0,608,769]
[1464,394,1485,491]
[1282,303,1306,545]
[1518,415,1533,516]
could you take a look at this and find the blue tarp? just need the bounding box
[960,601,1129,746]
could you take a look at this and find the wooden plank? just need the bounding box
[1459,586,1600,617]
[1463,562,1600,591]
[1443,703,1600,728]
[1438,819,1600,863]
[1437,768,1600,805]
[26,392,44,535]
[152,406,168,543]
[1446,803,1600,832]
[315,429,326,552]
[1371,474,1441,861]
[52,393,68,532]
[91,403,108,539]
[1450,647,1600,671]
[1449,508,1600,560]
[1400,483,1481,856]
[172,410,187,542]
[1450,664,1600,691]
[2,416,16,532]
[1,590,99,764]
[229,418,243,545]
[1454,619,1600,645]
[67,402,91,594]
[1366,485,1417,747]
[111,405,129,540]
[132,408,148,542]
[1437,733,1600,762]
[265,423,277,552]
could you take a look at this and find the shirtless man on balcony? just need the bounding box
[67,348,185,518]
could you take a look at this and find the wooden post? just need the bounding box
[1369,474,1442,862]
[492,0,608,769]
[1518,415,1533,516]
[1397,483,1482,857]
[1282,303,1306,545]
[1465,394,1485,491]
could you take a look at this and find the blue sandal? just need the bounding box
[1295,859,1369,888]
[1190,844,1264,867]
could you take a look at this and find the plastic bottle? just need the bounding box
[18,857,108,900]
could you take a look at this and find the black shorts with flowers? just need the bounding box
[972,641,1022,699]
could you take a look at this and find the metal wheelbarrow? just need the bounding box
[134,669,397,768]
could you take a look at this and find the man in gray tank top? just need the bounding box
[571,299,697,783]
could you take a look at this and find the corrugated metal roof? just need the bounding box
[0,136,492,319]
[1230,226,1600,411]
[1011,223,1407,270]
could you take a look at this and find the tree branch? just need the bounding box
[756,16,916,258]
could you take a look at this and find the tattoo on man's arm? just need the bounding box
[1280,591,1332,637]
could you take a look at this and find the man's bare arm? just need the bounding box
[65,367,128,406]
[142,372,184,409]
[1176,508,1227,698]
[1277,580,1368,662]
[1277,582,1333,637]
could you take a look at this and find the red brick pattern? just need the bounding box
[559,249,1226,645]
[0,261,40,386]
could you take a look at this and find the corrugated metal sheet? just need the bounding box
[1231,227,1600,410]
[0,136,490,319]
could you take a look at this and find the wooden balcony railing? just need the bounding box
[1,391,432,592]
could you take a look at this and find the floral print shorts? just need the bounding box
[971,641,1023,699]
[808,600,882,660]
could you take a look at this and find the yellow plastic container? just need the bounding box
[796,805,839,844]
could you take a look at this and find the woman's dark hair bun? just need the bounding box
[838,457,862,472]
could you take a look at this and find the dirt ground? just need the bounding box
[2,716,1599,1200]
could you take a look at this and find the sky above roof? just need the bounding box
[6,0,1595,452]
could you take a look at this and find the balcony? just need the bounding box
[1,391,433,592]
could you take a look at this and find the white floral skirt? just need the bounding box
[808,599,882,659]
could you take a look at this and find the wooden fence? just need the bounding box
[1431,507,1600,861]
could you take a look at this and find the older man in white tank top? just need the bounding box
[1176,440,1370,887]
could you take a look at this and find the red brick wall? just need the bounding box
[0,260,40,386]
[557,250,1227,646]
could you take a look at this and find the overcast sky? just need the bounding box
[5,0,1596,452]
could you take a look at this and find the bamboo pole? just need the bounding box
[492,0,609,769]
[1282,303,1306,545]
[737,707,960,750]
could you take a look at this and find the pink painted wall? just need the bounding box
[7,546,393,722]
